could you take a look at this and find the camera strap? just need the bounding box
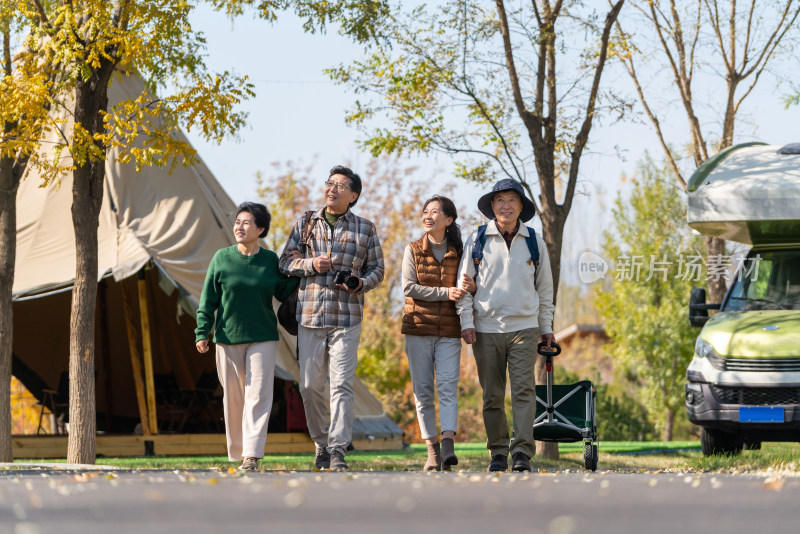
[298,210,316,256]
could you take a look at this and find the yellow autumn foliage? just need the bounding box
[10,376,50,435]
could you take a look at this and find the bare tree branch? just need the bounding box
[650,1,707,163]
[704,0,732,73]
[563,0,625,214]
[31,0,51,28]
[494,0,537,135]
[739,3,798,80]
[616,23,687,189]
[461,84,527,184]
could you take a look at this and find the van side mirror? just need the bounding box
[689,288,721,327]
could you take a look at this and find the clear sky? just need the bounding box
[183,4,800,285]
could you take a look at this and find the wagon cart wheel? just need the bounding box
[584,441,597,471]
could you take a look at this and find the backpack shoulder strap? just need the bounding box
[471,224,489,278]
[299,210,315,254]
[525,226,540,280]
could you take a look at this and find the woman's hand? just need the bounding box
[196,340,209,353]
[448,286,466,302]
[461,273,477,295]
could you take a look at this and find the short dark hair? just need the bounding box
[329,165,362,208]
[236,202,271,238]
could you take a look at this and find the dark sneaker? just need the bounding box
[330,450,348,472]
[315,447,331,470]
[239,457,259,470]
[488,454,508,472]
[511,452,531,472]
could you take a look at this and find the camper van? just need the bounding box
[685,143,800,456]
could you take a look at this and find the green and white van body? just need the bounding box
[685,143,800,452]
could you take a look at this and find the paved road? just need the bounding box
[1,468,797,534]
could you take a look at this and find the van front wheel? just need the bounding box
[700,428,742,456]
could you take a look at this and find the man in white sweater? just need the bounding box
[456,179,555,472]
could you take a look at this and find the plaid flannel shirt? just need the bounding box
[279,208,385,328]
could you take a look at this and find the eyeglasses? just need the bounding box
[324,180,351,192]
[422,209,443,218]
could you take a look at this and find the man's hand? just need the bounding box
[337,277,363,294]
[313,255,332,273]
[461,274,477,295]
[461,328,476,344]
[540,333,555,347]
[448,286,466,302]
[196,340,209,353]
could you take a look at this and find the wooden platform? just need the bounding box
[11,433,404,459]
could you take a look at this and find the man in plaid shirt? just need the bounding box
[279,165,384,471]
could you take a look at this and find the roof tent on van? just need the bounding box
[687,143,800,245]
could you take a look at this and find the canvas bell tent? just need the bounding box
[11,72,401,450]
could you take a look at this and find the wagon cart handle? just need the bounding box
[537,342,561,357]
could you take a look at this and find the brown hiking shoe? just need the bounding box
[239,457,259,470]
[424,442,442,471]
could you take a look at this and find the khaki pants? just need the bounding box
[215,341,277,461]
[297,323,361,456]
[472,328,539,458]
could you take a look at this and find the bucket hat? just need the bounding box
[477,179,536,222]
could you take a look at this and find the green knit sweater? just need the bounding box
[195,246,300,345]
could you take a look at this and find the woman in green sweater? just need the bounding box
[195,202,299,470]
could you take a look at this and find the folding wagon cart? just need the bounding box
[533,343,599,471]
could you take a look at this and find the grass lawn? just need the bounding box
[13,441,800,473]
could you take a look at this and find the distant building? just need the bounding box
[552,324,613,383]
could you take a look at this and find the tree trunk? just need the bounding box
[0,155,21,462]
[664,407,675,442]
[67,78,109,465]
[534,203,567,460]
[705,236,728,305]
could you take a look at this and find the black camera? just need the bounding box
[333,269,360,290]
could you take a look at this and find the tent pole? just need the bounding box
[138,267,159,435]
[121,281,151,436]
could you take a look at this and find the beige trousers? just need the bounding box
[215,341,276,461]
[297,323,361,457]
[472,328,539,458]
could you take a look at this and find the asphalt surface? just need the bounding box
[1,467,798,534]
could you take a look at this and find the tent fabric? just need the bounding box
[687,144,800,244]
[12,72,397,438]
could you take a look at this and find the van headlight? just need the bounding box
[694,337,714,358]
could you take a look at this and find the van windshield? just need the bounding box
[726,249,800,311]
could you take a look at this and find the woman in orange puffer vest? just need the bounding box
[401,195,475,471]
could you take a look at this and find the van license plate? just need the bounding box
[739,407,784,423]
